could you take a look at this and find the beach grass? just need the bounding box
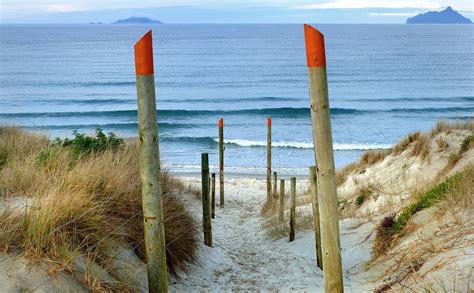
[0,126,198,288]
[373,168,470,256]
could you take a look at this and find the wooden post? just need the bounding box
[304,24,343,292]
[310,166,323,270]
[211,173,216,219]
[201,153,212,247]
[279,179,285,223]
[289,177,296,242]
[218,118,224,207]
[266,117,272,205]
[134,30,168,293]
[273,171,278,208]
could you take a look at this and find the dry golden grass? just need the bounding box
[265,208,314,239]
[410,133,429,159]
[392,131,421,155]
[430,120,474,136]
[0,126,198,288]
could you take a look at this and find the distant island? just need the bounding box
[113,17,162,24]
[406,6,472,24]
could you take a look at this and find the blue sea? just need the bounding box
[1,24,473,175]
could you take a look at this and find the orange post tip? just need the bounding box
[134,30,154,75]
[304,24,326,67]
[267,117,272,126]
[218,118,223,128]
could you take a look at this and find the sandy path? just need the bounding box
[170,177,325,291]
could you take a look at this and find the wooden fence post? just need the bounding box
[279,179,285,223]
[310,166,323,270]
[219,118,224,207]
[289,177,296,242]
[201,153,212,247]
[134,30,168,293]
[304,24,343,292]
[273,171,278,208]
[267,117,272,205]
[211,173,216,219]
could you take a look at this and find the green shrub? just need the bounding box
[54,128,124,157]
[36,148,56,167]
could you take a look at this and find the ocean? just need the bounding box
[1,24,473,175]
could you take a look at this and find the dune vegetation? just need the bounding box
[0,126,198,290]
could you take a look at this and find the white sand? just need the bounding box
[170,176,375,292]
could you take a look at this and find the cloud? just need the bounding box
[294,0,442,10]
[369,12,419,16]
[46,4,88,13]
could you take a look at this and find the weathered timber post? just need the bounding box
[211,173,216,219]
[201,153,212,247]
[289,177,296,242]
[134,30,168,293]
[218,118,224,207]
[273,171,278,208]
[266,117,272,205]
[304,24,344,292]
[279,179,285,223]
[310,166,323,270]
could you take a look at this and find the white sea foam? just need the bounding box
[213,138,391,150]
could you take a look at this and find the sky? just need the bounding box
[0,0,473,24]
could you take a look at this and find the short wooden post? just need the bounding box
[279,179,285,223]
[266,117,272,205]
[134,30,168,293]
[201,153,212,247]
[218,118,224,207]
[273,171,278,208]
[310,166,323,270]
[289,177,296,242]
[305,24,343,292]
[211,173,216,219]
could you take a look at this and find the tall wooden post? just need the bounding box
[279,179,285,223]
[218,118,224,207]
[273,171,278,208]
[310,166,323,270]
[289,177,296,242]
[211,173,216,219]
[201,154,212,247]
[304,24,343,292]
[134,30,168,293]
[266,117,272,205]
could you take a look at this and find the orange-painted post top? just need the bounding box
[134,30,154,75]
[304,24,326,68]
[267,116,272,126]
[218,118,224,128]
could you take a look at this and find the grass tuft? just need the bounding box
[372,172,464,256]
[459,135,473,154]
[373,213,396,257]
[430,120,474,136]
[0,127,198,287]
[410,133,429,159]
